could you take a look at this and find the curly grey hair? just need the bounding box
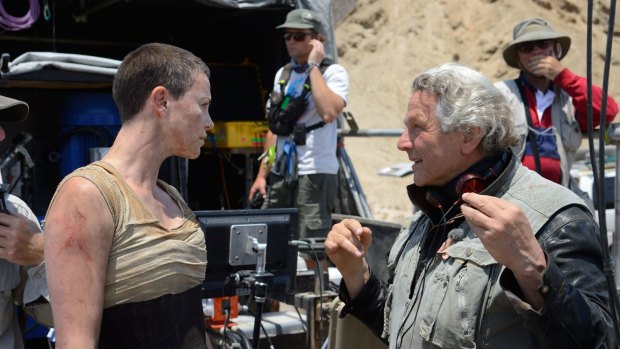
[411,63,518,155]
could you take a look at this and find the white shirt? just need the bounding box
[535,88,555,122]
[0,193,42,349]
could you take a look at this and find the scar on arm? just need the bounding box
[57,211,92,261]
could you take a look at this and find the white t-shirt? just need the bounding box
[272,63,349,175]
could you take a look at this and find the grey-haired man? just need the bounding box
[327,63,616,349]
[0,95,44,349]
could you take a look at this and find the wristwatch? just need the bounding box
[307,61,320,73]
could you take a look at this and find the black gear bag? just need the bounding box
[266,63,328,136]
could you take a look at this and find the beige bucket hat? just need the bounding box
[0,95,28,123]
[503,17,571,68]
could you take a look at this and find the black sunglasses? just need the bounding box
[518,40,554,53]
[283,32,313,42]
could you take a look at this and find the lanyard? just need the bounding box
[514,79,542,175]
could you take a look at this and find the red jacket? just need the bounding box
[521,68,618,183]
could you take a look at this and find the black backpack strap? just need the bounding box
[304,121,326,132]
[303,62,330,90]
[273,63,332,134]
[278,63,293,95]
[276,63,313,101]
[317,62,330,76]
[514,79,542,175]
[281,62,330,98]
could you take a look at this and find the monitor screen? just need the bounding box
[194,208,299,299]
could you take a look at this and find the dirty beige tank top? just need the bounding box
[48,161,207,308]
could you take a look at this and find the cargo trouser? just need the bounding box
[263,172,338,239]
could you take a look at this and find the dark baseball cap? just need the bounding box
[276,9,325,36]
[0,95,29,123]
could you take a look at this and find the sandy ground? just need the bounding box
[334,0,620,224]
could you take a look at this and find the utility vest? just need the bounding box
[383,161,587,349]
[495,80,582,186]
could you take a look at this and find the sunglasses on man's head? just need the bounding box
[283,32,313,42]
[518,40,554,53]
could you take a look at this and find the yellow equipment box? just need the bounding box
[206,121,268,149]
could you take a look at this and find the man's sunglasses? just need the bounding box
[283,32,313,42]
[518,40,554,53]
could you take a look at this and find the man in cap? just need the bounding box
[249,8,349,244]
[0,95,44,349]
[495,17,618,192]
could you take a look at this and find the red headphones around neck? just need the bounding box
[425,172,489,210]
[456,173,488,196]
[424,150,510,210]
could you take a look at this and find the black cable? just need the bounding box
[28,160,38,210]
[260,322,275,349]
[598,0,620,345]
[1,133,37,207]
[225,331,245,349]
[289,239,324,348]
[244,307,275,349]
[221,307,232,349]
[259,320,276,349]
[8,171,23,194]
[217,155,231,209]
[207,133,250,209]
[293,305,308,333]
[231,327,252,349]
[586,0,620,345]
[206,133,231,209]
[586,0,599,236]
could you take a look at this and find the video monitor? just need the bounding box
[194,208,299,299]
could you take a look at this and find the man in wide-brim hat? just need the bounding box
[502,17,571,69]
[495,17,618,195]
